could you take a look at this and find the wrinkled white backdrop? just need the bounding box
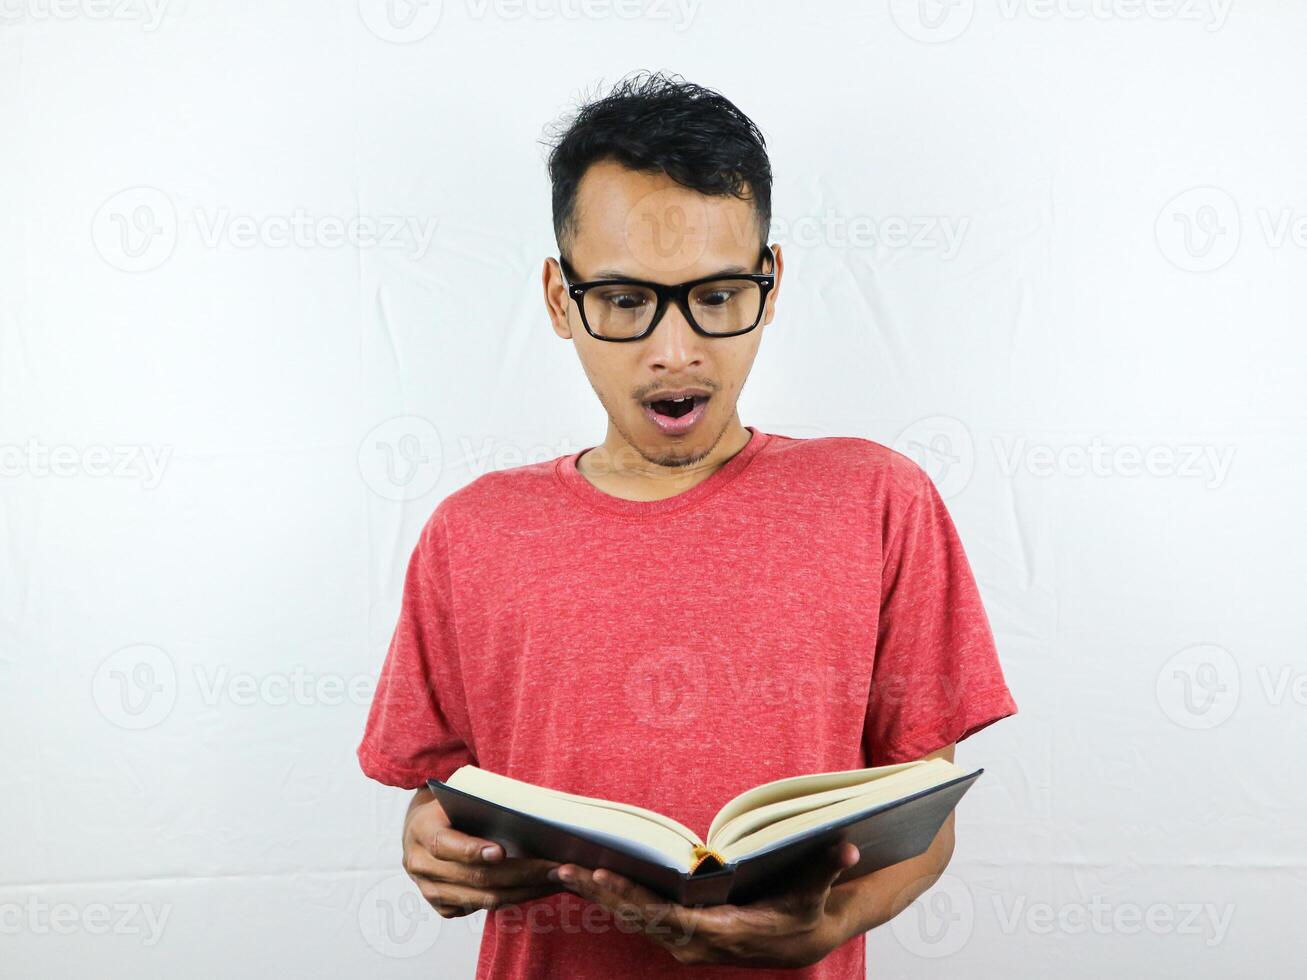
[2,1,1304,977]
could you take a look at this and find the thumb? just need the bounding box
[782,842,861,918]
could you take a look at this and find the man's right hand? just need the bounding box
[402,788,564,918]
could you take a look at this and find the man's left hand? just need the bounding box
[551,841,861,968]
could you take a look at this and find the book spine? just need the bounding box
[689,844,727,874]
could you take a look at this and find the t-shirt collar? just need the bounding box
[555,425,771,519]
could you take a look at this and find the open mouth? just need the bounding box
[648,395,703,419]
[641,392,711,433]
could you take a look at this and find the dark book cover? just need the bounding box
[427,768,983,906]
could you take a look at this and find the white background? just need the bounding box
[2,0,1304,976]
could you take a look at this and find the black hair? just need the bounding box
[544,70,772,258]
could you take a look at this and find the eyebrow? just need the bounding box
[590,263,754,281]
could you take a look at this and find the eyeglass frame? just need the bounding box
[556,244,778,342]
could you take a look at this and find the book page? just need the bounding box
[716,759,964,862]
[445,766,702,871]
[710,777,909,851]
[706,760,929,845]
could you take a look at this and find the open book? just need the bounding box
[428,758,981,906]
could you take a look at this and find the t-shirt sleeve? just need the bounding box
[356,507,477,789]
[864,460,1018,765]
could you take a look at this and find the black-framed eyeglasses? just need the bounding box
[557,245,777,342]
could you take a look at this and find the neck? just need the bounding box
[577,415,753,503]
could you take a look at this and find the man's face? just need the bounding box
[545,159,782,468]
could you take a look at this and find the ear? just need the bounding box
[543,257,575,340]
[761,243,783,326]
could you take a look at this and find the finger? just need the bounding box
[776,842,860,920]
[415,879,562,916]
[406,850,562,889]
[555,865,699,941]
[422,825,508,864]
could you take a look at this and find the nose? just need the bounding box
[644,299,705,372]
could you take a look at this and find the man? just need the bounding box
[357,71,1017,978]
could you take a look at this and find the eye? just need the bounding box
[595,287,650,310]
[697,286,741,307]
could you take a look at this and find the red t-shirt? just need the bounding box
[357,425,1017,979]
